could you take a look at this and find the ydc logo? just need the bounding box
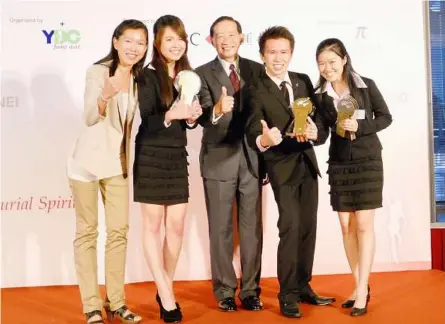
[42,22,81,50]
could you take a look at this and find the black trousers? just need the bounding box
[270,158,318,303]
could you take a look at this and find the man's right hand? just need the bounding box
[215,86,234,116]
[260,120,282,148]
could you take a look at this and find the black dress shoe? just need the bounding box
[218,297,237,312]
[279,301,301,318]
[341,285,371,309]
[300,292,335,306]
[240,296,263,311]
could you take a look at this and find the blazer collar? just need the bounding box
[116,75,137,131]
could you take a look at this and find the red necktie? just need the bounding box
[229,64,240,93]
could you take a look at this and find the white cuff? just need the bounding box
[164,120,171,128]
[212,107,224,125]
[256,135,269,152]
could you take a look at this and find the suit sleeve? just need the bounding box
[181,119,199,129]
[304,75,330,145]
[245,86,265,153]
[83,65,106,126]
[356,79,393,136]
[196,70,214,128]
[138,76,170,133]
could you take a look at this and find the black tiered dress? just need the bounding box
[133,68,191,205]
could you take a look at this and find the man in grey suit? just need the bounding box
[195,16,264,312]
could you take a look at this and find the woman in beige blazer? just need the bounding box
[68,19,148,324]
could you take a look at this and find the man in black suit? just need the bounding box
[245,26,335,318]
[195,16,264,312]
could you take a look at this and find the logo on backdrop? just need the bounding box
[356,26,368,39]
[42,22,81,50]
[1,96,20,108]
[9,17,44,24]
[1,195,75,214]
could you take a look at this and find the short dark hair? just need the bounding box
[210,16,242,37]
[258,26,295,55]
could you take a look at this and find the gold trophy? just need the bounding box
[285,97,314,137]
[336,95,359,140]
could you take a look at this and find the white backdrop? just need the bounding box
[1,0,432,288]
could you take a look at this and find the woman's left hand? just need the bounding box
[339,118,358,132]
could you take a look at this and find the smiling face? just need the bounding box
[158,26,186,63]
[113,28,147,67]
[261,38,292,79]
[211,19,243,62]
[317,49,347,83]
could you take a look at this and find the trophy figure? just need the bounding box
[173,70,202,105]
[285,97,314,137]
[336,95,359,140]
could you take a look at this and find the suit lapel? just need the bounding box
[238,57,252,90]
[116,93,124,130]
[289,73,300,100]
[211,57,235,95]
[115,75,138,133]
[126,77,136,127]
[322,92,338,125]
[262,74,293,118]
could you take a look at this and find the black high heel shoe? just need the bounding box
[103,304,142,323]
[341,285,370,309]
[155,293,182,323]
[85,310,104,324]
[350,286,371,317]
[156,292,181,310]
[350,298,369,316]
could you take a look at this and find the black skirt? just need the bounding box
[133,146,189,205]
[327,155,383,212]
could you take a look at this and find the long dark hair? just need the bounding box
[151,15,192,108]
[95,19,148,84]
[315,38,364,107]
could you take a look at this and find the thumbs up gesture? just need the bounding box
[260,120,283,147]
[102,71,121,100]
[215,86,234,115]
[303,116,318,141]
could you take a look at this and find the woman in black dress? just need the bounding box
[133,15,202,323]
[314,38,392,317]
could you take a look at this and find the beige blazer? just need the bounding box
[70,62,137,179]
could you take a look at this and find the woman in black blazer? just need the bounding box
[133,15,201,323]
[314,38,392,317]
